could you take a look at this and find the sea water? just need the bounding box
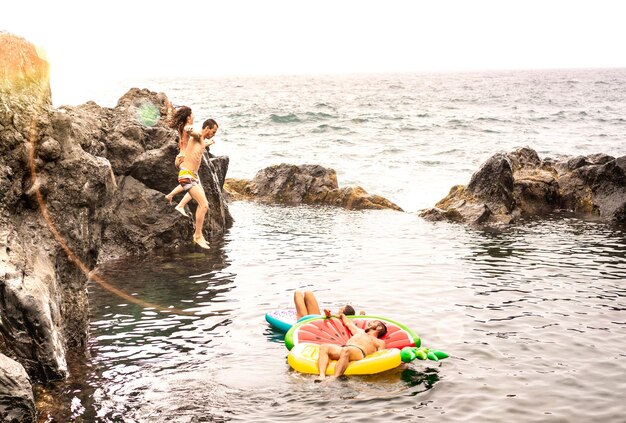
[48,69,626,422]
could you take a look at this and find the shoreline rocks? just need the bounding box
[420,147,626,225]
[224,164,403,211]
[0,32,232,417]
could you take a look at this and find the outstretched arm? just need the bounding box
[184,125,202,140]
[340,313,363,336]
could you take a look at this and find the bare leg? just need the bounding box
[187,184,210,249]
[303,291,321,316]
[294,291,307,319]
[165,184,185,204]
[333,348,354,378]
[174,192,192,217]
[176,176,199,216]
[179,192,192,207]
[317,344,331,381]
[316,344,341,382]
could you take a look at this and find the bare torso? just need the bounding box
[345,332,383,356]
[181,134,205,173]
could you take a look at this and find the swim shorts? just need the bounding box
[178,167,199,191]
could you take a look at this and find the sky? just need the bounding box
[2,0,625,104]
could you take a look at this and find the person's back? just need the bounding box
[166,106,194,205]
[174,130,191,168]
[169,106,194,161]
[179,130,190,154]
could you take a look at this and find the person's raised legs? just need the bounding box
[303,291,321,316]
[294,291,307,319]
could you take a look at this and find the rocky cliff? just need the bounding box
[0,33,232,420]
[420,147,626,225]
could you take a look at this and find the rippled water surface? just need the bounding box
[75,205,625,422]
[47,70,626,421]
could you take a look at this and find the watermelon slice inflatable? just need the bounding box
[284,315,420,351]
[288,343,402,375]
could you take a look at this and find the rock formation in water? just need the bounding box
[0,32,232,417]
[420,147,626,225]
[224,164,403,211]
[0,354,36,423]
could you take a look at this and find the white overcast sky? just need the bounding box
[2,0,625,103]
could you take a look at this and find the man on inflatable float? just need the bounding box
[316,313,388,382]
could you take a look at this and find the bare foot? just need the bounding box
[174,205,188,217]
[314,376,325,383]
[193,236,210,249]
[165,194,173,205]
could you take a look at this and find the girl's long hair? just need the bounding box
[168,106,192,135]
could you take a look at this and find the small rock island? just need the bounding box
[420,147,626,225]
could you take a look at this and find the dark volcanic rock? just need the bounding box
[467,153,515,215]
[420,146,626,225]
[98,175,193,261]
[130,141,179,193]
[224,164,403,211]
[426,153,516,225]
[558,154,626,218]
[201,156,234,230]
[244,164,338,205]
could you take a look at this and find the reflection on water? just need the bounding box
[400,368,441,394]
[40,203,626,422]
[264,327,289,345]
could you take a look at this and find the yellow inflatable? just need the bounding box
[288,343,402,375]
